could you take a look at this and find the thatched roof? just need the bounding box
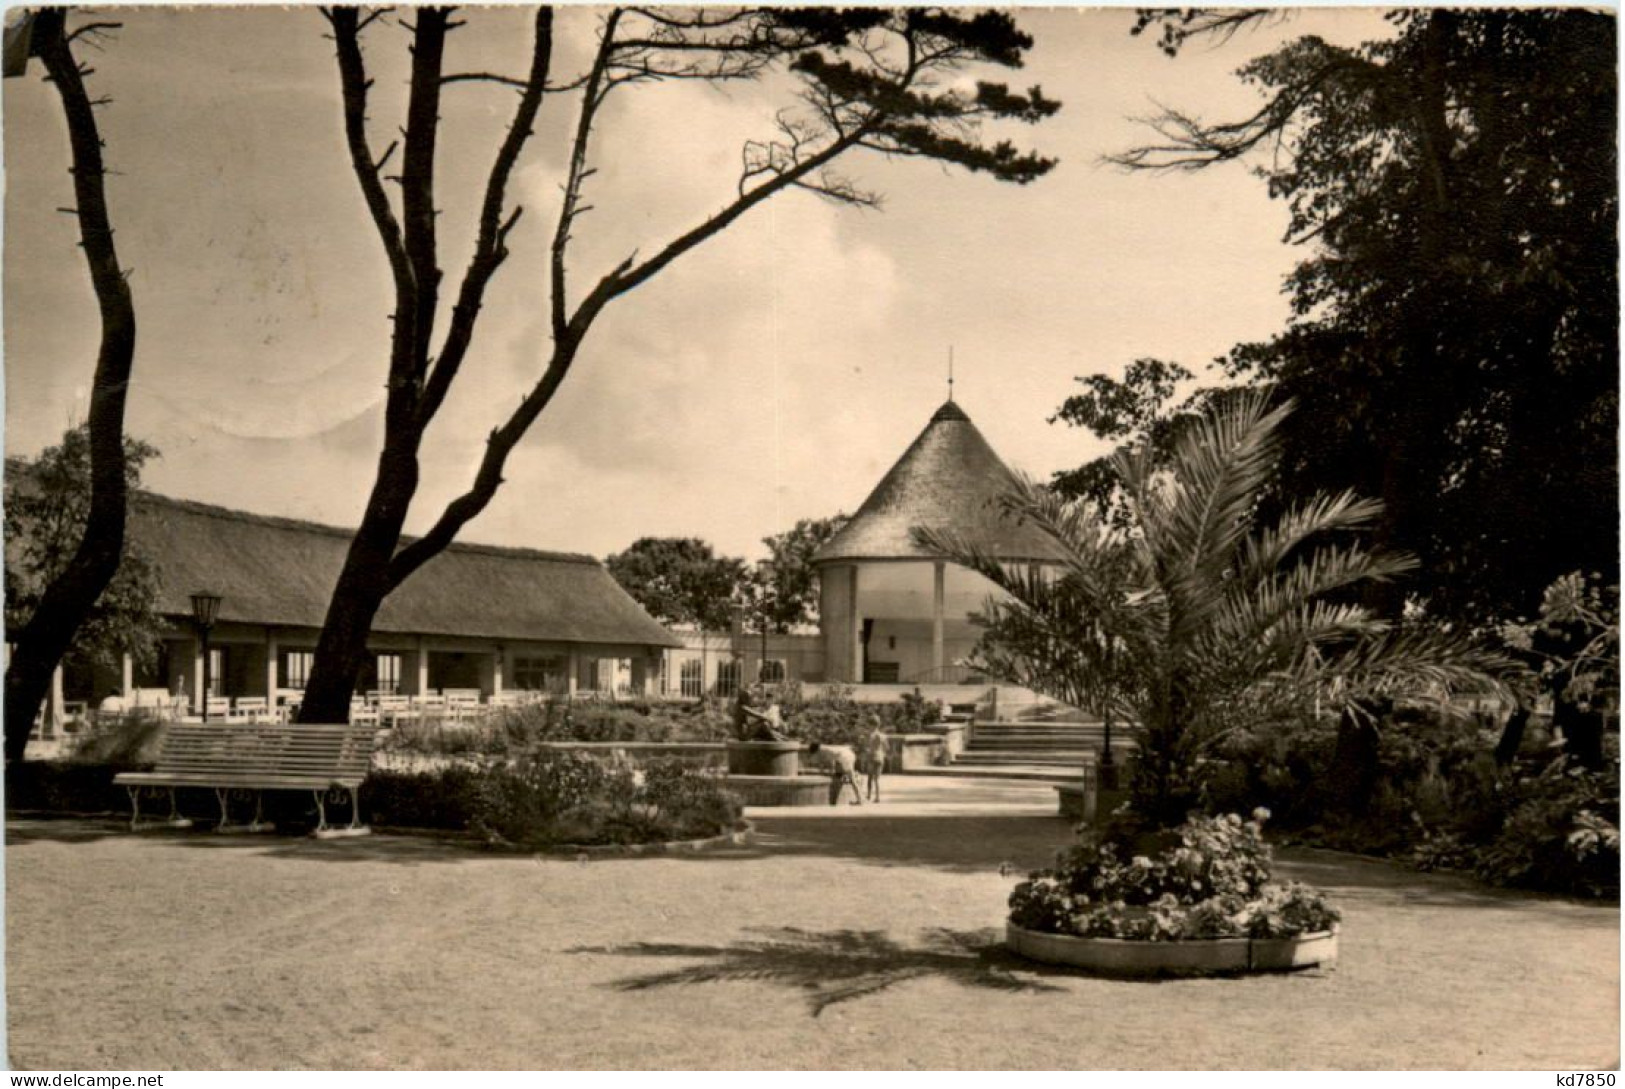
[124,493,679,647]
[813,401,1068,565]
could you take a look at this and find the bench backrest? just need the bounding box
[151,723,376,785]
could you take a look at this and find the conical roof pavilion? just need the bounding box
[813,400,1068,565]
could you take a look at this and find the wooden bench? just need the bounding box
[112,722,376,838]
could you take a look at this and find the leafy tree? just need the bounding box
[3,11,142,761]
[606,538,747,632]
[5,428,164,698]
[1110,9,1617,626]
[297,7,1060,722]
[920,392,1512,827]
[1049,358,1251,522]
[757,513,848,631]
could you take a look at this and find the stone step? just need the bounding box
[968,724,1111,734]
[968,735,1106,746]
[966,743,1101,754]
[905,764,1081,783]
[968,728,1105,739]
[953,752,1096,767]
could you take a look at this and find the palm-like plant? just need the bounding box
[917,391,1513,825]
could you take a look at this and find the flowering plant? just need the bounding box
[1008,811,1339,941]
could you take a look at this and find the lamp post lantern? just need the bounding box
[190,591,222,720]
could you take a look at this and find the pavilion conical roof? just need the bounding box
[813,400,1068,565]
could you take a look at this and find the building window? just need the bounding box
[513,655,565,693]
[758,659,786,683]
[208,648,226,696]
[280,650,314,690]
[679,659,703,698]
[714,659,742,698]
[375,654,401,695]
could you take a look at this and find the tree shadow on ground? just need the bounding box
[571,926,1073,1016]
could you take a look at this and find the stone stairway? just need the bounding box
[955,720,1103,768]
[934,715,1136,781]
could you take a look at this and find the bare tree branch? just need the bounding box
[325,8,413,332]
[416,7,554,431]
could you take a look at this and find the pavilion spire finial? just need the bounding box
[947,346,955,403]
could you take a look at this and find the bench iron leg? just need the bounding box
[126,785,140,831]
[310,786,371,839]
[165,788,193,829]
[214,787,230,832]
[244,791,275,834]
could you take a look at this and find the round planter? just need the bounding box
[725,740,801,777]
[1006,921,1338,977]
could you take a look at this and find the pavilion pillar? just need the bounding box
[264,631,279,702]
[932,560,946,678]
[491,649,505,695]
[848,565,862,683]
[415,637,430,696]
[191,639,205,713]
[566,650,580,698]
[43,664,65,738]
[120,651,134,699]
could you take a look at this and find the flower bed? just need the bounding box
[1006,810,1340,975]
[365,752,742,848]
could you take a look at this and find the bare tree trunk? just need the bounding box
[296,446,418,722]
[5,11,137,763]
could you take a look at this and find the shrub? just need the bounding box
[1008,811,1340,942]
[364,765,486,830]
[64,710,168,767]
[465,750,740,849]
[1474,759,1620,898]
[374,698,730,758]
[471,750,620,844]
[640,757,741,838]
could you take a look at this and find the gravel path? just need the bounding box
[6,776,1617,1069]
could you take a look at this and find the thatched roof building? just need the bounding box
[6,464,677,707]
[129,493,678,648]
[813,400,1067,566]
[812,400,1063,686]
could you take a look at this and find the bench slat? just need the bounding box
[116,722,377,795]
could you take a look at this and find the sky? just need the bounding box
[3,5,1395,562]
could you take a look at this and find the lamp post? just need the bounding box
[190,591,221,720]
[756,562,775,683]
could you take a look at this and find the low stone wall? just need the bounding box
[918,722,967,759]
[722,775,829,807]
[887,733,943,771]
[1055,777,1129,824]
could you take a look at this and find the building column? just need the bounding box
[265,631,279,702]
[491,649,505,695]
[120,652,134,699]
[566,650,580,698]
[415,637,430,696]
[43,664,65,738]
[848,565,862,683]
[192,639,205,713]
[932,560,946,678]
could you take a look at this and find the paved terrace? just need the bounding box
[6,776,1618,1069]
